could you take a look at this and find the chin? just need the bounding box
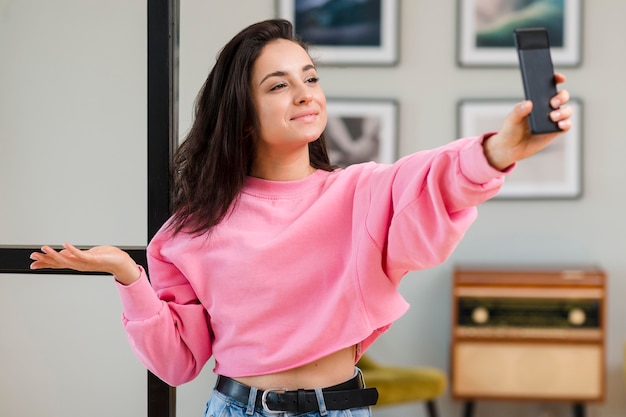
[297,130,323,143]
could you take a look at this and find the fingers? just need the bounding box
[552,89,570,108]
[554,72,567,84]
[30,246,57,269]
[63,242,83,257]
[511,100,533,124]
[518,100,532,115]
[34,245,59,261]
[550,104,573,132]
[30,244,77,270]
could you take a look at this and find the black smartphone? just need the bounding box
[514,27,560,134]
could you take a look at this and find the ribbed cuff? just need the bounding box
[459,133,514,184]
[115,266,163,321]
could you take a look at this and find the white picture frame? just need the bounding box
[457,0,582,67]
[276,0,399,66]
[325,99,398,167]
[457,98,582,199]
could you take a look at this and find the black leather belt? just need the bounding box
[214,372,378,414]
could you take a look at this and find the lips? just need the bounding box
[290,110,318,121]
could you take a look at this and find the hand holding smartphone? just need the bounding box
[514,27,561,134]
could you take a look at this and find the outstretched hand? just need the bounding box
[30,243,140,285]
[483,73,573,171]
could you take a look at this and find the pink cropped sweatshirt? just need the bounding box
[116,135,508,386]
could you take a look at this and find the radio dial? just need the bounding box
[568,308,586,326]
[472,306,490,324]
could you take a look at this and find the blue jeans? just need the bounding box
[203,376,373,417]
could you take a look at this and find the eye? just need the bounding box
[269,82,287,92]
[306,76,319,84]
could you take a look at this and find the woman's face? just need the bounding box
[250,39,327,157]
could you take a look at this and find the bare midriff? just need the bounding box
[232,345,357,390]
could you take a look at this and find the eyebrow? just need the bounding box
[259,64,316,86]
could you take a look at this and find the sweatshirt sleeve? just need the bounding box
[116,234,213,386]
[363,134,509,284]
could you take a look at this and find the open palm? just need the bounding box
[30,243,137,282]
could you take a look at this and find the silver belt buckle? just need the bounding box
[261,387,288,414]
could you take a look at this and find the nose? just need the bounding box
[294,83,313,105]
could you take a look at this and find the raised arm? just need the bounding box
[483,73,572,171]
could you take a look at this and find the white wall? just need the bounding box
[2,1,626,417]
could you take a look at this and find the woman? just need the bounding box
[30,19,572,417]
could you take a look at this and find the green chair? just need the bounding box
[357,354,447,417]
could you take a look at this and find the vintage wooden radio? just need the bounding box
[451,266,606,405]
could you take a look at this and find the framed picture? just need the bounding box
[457,0,582,67]
[325,99,398,167]
[276,0,399,65]
[457,98,582,199]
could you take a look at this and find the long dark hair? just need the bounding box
[168,19,335,236]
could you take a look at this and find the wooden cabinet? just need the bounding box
[451,266,606,407]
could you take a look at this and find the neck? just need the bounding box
[250,163,316,181]
[250,148,315,181]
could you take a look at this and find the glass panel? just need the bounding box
[0,0,147,247]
